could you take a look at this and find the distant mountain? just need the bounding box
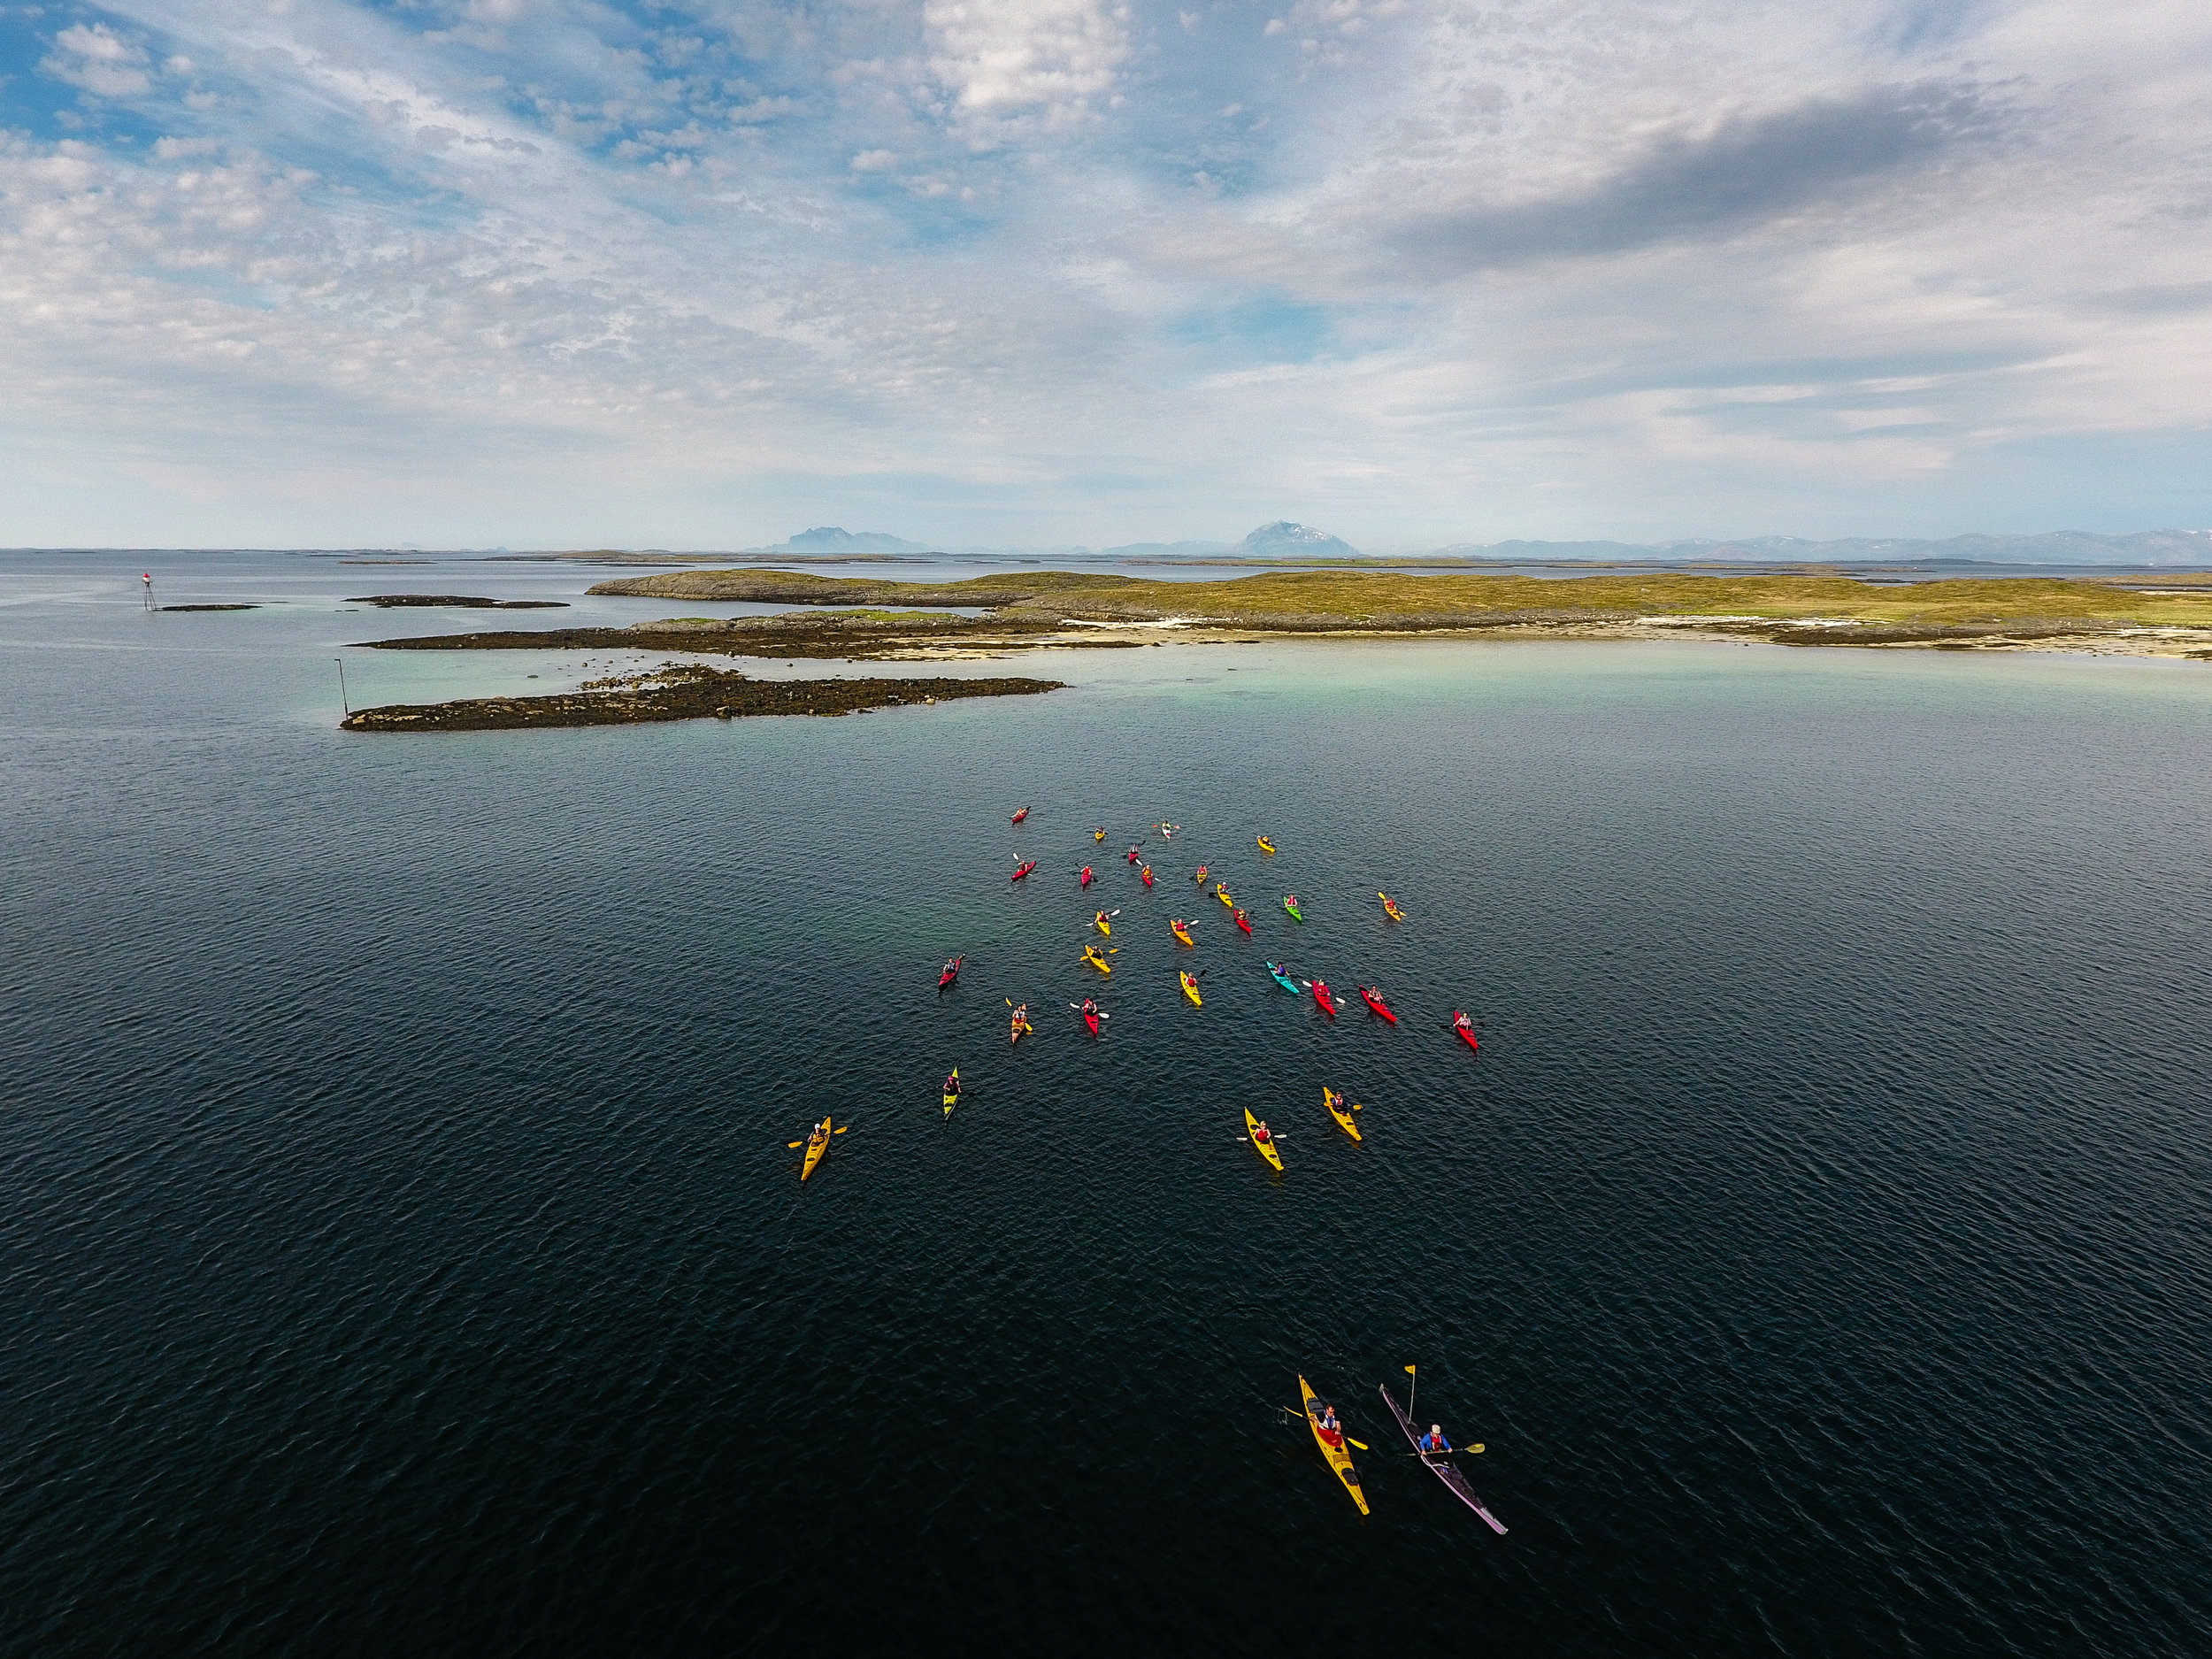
[1427,530,2212,566]
[773,526,933,555]
[1239,521,1359,559]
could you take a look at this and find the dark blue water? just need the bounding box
[4,555,2209,1655]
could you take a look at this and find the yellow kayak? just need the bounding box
[1256,837,1276,854]
[1379,892,1406,921]
[1094,910,1112,936]
[802,1115,832,1181]
[1245,1108,1281,1170]
[1010,1012,1032,1045]
[1094,828,1106,841]
[1216,885,1235,908]
[942,1067,960,1118]
[1299,1375,1367,1513]
[1171,919,1195,947]
[1181,971,1203,1005]
[1082,946,1113,974]
[1325,1087,1361,1141]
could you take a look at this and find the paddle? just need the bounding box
[1400,1446,1484,1455]
[786,1127,849,1147]
[1068,1004,1110,1020]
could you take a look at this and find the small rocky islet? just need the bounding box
[341,662,1062,733]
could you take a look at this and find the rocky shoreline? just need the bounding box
[353,609,1147,660]
[341,663,1063,732]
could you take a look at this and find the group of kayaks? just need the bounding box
[798,810,1483,1176]
[1294,1371,1509,1532]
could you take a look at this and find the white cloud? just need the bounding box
[925,0,1132,135]
[43,22,155,97]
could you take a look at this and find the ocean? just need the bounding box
[4,549,2208,1655]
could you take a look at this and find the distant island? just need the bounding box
[482,523,2212,569]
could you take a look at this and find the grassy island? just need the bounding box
[563,566,2212,659]
[584,571,2212,655]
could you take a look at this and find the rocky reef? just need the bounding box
[341,662,1063,732]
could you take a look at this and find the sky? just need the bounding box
[2,0,2210,550]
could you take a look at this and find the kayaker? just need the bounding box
[1420,1425,1452,1454]
[1253,1118,1273,1144]
[1317,1402,1340,1437]
[1454,1011,1474,1033]
[943,1070,961,1102]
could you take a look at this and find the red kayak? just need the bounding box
[1079,865,1094,887]
[1357,986,1398,1024]
[1310,979,1338,1018]
[1452,1012,1480,1053]
[1011,806,1030,825]
[1141,865,1154,887]
[1125,846,1142,864]
[1082,1002,1101,1037]
[1011,860,1037,881]
[938,955,964,989]
[1233,908,1252,935]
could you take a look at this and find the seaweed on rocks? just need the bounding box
[346,595,571,609]
[341,662,1063,732]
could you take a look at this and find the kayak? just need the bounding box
[1379,892,1405,922]
[1095,910,1112,936]
[1171,920,1194,947]
[1011,806,1029,825]
[1011,860,1037,881]
[1452,1013,1480,1053]
[1283,896,1302,922]
[1081,1003,1101,1037]
[1245,1108,1282,1171]
[1141,865,1154,887]
[1299,1375,1366,1514]
[1325,1088,1361,1141]
[1126,846,1143,864]
[1266,963,1301,993]
[1010,1010,1032,1045]
[1379,1383,1506,1534]
[938,956,964,989]
[1356,986,1398,1024]
[1310,979,1337,1018]
[1094,828,1105,842]
[1234,909,1253,936]
[1082,947,1113,974]
[1080,866,1093,887]
[1194,864,1210,884]
[1180,971,1203,1005]
[1216,885,1235,908]
[802,1115,832,1180]
[942,1068,960,1118]
[1256,837,1276,854]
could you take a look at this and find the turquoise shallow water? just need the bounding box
[3,553,2210,1655]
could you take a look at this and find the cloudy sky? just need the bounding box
[3,0,2209,549]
